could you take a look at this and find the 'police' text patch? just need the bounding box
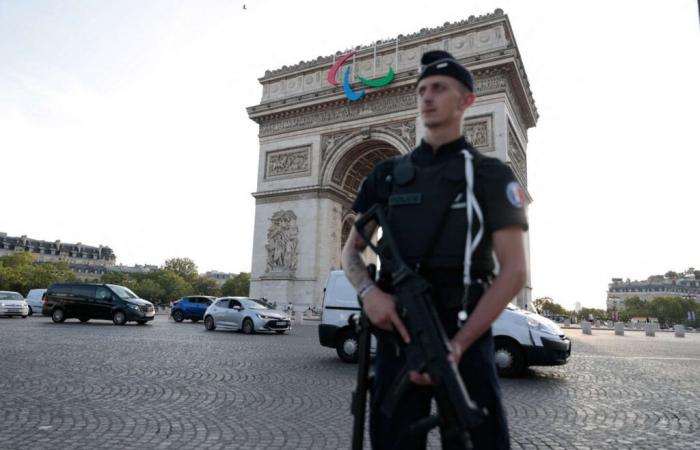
[388,193,422,206]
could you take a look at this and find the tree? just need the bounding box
[221,272,250,297]
[533,297,568,316]
[665,271,679,279]
[132,278,165,303]
[150,270,192,304]
[0,253,76,295]
[192,276,221,296]
[27,262,76,290]
[163,258,198,282]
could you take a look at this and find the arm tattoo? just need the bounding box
[341,219,377,291]
[344,251,371,292]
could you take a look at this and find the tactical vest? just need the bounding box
[383,148,489,273]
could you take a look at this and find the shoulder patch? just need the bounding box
[506,181,526,208]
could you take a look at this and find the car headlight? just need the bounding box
[257,314,282,320]
[128,304,141,310]
[527,318,561,335]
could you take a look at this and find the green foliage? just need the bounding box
[533,297,568,316]
[221,272,250,297]
[616,296,698,327]
[578,307,608,321]
[192,276,221,297]
[163,258,198,282]
[665,271,679,279]
[0,252,75,296]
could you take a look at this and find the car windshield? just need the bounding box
[108,285,139,300]
[240,299,268,310]
[0,292,23,300]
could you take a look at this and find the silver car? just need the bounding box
[204,297,291,334]
[0,291,30,318]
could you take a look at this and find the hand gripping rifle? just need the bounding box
[351,203,486,449]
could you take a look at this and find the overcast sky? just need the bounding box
[1,0,698,309]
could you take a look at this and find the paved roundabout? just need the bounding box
[1,316,698,449]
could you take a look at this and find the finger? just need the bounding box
[391,313,411,344]
[409,372,432,385]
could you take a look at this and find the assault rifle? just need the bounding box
[351,203,486,449]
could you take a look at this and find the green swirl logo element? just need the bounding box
[327,51,395,101]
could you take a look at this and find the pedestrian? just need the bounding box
[342,50,528,449]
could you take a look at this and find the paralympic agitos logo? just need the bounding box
[327,51,395,101]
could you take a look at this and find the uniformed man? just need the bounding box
[341,50,528,449]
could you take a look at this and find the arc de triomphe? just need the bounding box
[246,9,538,309]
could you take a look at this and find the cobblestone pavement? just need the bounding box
[1,316,698,449]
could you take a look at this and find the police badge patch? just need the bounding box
[506,181,526,208]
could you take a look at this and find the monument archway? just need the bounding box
[247,10,538,308]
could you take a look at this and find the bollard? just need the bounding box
[645,323,655,337]
[292,308,304,326]
[581,321,592,335]
[614,322,624,336]
[674,325,685,338]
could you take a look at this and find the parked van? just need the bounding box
[43,283,155,325]
[25,288,47,316]
[318,271,571,376]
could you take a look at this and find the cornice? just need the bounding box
[259,9,507,81]
[252,185,354,206]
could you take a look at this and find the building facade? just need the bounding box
[0,232,116,268]
[246,10,538,308]
[606,275,700,310]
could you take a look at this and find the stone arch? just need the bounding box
[321,129,412,195]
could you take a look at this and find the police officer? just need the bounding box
[341,50,528,450]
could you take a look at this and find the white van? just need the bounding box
[318,271,571,377]
[25,288,47,316]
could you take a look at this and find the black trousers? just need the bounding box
[368,306,510,450]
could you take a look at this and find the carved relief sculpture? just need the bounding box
[265,147,311,179]
[265,210,299,273]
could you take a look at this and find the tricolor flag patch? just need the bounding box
[506,181,526,208]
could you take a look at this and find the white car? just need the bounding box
[203,297,291,334]
[0,291,30,318]
[318,271,571,376]
[25,288,47,316]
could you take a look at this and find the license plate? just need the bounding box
[276,321,287,326]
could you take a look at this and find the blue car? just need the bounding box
[170,296,216,323]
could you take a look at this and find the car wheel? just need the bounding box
[51,308,66,323]
[172,310,184,322]
[28,306,33,316]
[275,330,286,334]
[191,318,199,323]
[204,316,216,331]
[79,317,90,323]
[242,318,255,335]
[112,310,127,326]
[494,338,525,377]
[336,328,359,363]
[136,321,147,325]
[21,315,27,319]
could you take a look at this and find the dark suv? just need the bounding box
[170,296,215,323]
[43,283,156,325]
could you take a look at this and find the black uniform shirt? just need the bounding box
[352,136,528,277]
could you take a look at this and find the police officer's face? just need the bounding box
[417,75,475,129]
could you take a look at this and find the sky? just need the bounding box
[1,0,698,309]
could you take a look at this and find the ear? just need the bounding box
[462,92,476,110]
